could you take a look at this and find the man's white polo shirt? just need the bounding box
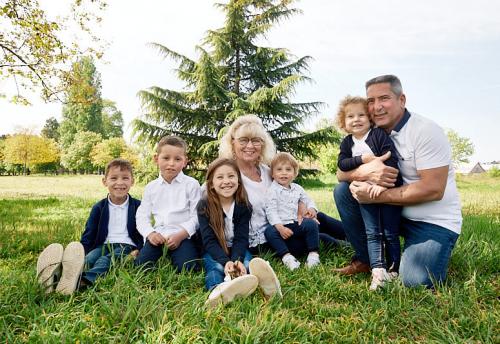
[389,111,462,234]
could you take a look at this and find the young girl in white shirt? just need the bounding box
[197,158,282,308]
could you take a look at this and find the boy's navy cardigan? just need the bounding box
[80,195,143,254]
[197,199,252,266]
[338,127,403,186]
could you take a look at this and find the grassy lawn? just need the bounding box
[0,174,498,342]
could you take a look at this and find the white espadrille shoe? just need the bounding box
[55,242,85,295]
[36,243,64,293]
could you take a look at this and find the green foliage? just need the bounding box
[3,133,59,175]
[0,0,106,103]
[0,174,498,342]
[134,0,339,169]
[488,166,500,178]
[90,137,138,171]
[101,100,124,139]
[59,56,104,149]
[61,131,102,173]
[446,129,474,168]
[41,117,60,142]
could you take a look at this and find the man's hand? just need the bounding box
[165,230,189,250]
[276,224,293,239]
[355,151,398,187]
[147,232,166,246]
[350,181,379,204]
[367,184,387,199]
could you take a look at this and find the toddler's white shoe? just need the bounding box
[369,267,391,291]
[55,241,85,295]
[205,274,258,309]
[306,252,320,269]
[249,257,282,299]
[36,243,64,293]
[282,253,300,271]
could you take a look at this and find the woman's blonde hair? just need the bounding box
[219,114,276,165]
[335,96,369,132]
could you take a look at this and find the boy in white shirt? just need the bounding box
[264,152,321,270]
[134,135,201,272]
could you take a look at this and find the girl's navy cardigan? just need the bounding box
[197,199,252,266]
[338,127,403,186]
[80,195,143,254]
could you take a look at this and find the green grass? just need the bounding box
[0,174,498,343]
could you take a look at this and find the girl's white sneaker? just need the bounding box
[205,274,258,308]
[249,257,282,299]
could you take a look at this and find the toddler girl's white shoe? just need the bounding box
[205,274,258,309]
[369,267,391,291]
[36,243,64,293]
[249,258,282,299]
[306,252,320,269]
[281,253,300,271]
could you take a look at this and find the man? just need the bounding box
[333,75,462,288]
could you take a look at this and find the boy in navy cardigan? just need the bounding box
[335,96,402,291]
[36,159,143,295]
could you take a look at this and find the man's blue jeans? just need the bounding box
[264,219,320,257]
[82,243,135,284]
[203,250,253,290]
[334,181,459,288]
[134,238,199,273]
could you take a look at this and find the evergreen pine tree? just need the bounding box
[134,0,340,168]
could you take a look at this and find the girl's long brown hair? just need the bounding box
[204,158,250,255]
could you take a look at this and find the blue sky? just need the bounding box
[1,0,499,162]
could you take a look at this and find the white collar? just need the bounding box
[108,195,129,209]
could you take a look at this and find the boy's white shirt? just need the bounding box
[136,171,201,240]
[264,180,316,226]
[105,195,136,246]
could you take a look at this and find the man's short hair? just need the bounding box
[105,158,133,177]
[365,74,403,96]
[156,135,188,155]
[271,152,300,177]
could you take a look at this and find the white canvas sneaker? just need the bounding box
[205,274,259,309]
[281,253,300,271]
[249,257,282,299]
[306,252,320,269]
[55,241,85,295]
[369,267,391,291]
[36,243,64,293]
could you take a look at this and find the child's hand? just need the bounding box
[367,184,387,199]
[361,153,376,164]
[165,230,189,250]
[224,261,236,278]
[130,249,139,258]
[276,224,293,239]
[233,261,246,277]
[147,232,166,246]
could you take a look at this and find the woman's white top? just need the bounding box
[241,164,272,247]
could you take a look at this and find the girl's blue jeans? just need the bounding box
[203,250,253,291]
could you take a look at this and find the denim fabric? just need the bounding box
[359,203,402,271]
[134,238,199,273]
[264,219,320,257]
[82,243,135,284]
[317,211,346,241]
[334,182,369,263]
[334,181,459,288]
[399,219,459,288]
[203,250,253,290]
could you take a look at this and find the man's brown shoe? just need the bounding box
[333,260,370,275]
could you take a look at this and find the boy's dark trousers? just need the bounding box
[264,219,320,257]
[134,238,199,272]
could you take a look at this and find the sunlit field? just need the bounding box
[0,174,498,342]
